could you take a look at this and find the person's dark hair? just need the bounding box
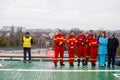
[90,30,93,33]
[102,31,106,38]
[80,30,84,33]
[58,29,62,32]
[113,34,115,38]
[70,30,74,33]
[69,31,74,35]
[25,32,30,34]
[93,34,97,39]
[111,33,115,38]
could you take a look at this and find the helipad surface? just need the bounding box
[0,61,120,80]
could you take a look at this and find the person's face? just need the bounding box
[71,32,74,36]
[90,30,94,34]
[102,33,105,38]
[26,34,30,37]
[110,33,113,38]
[81,31,85,35]
[58,31,62,34]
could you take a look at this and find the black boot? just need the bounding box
[82,60,85,66]
[85,61,88,65]
[112,65,115,68]
[54,64,57,67]
[29,60,32,63]
[60,63,65,66]
[92,64,96,67]
[77,60,80,66]
[23,60,26,63]
[107,65,110,68]
[70,64,74,67]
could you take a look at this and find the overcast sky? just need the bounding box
[0,0,120,30]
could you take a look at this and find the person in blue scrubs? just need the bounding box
[98,31,108,66]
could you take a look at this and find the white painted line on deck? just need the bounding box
[113,74,120,78]
[0,69,120,72]
[0,63,3,67]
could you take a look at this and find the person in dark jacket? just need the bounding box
[107,33,119,68]
[22,32,33,63]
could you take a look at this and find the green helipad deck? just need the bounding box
[0,61,120,80]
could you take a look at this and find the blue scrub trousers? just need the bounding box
[99,54,106,66]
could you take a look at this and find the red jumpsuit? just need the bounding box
[54,34,66,65]
[67,35,77,65]
[86,34,93,63]
[89,39,98,65]
[77,34,87,64]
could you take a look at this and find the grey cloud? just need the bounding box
[0,0,120,30]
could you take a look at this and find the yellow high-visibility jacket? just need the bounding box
[23,36,32,48]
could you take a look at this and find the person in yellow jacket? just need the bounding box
[22,32,33,63]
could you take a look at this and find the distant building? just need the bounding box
[26,29,52,33]
[49,32,55,38]
[2,26,26,32]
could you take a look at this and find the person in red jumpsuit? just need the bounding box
[54,30,66,67]
[86,30,94,65]
[89,34,98,66]
[77,31,87,66]
[67,31,77,67]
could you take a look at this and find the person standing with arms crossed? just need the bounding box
[54,30,66,67]
[67,31,77,67]
[22,32,33,63]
